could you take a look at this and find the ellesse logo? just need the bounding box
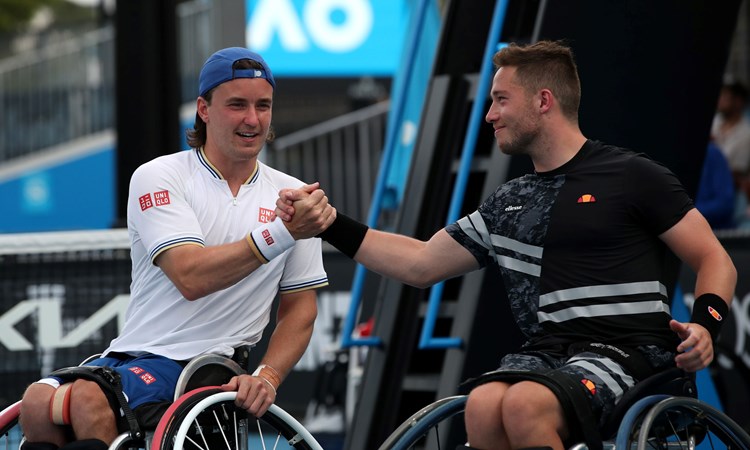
[581,378,597,395]
[577,194,596,203]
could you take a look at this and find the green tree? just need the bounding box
[0,0,93,35]
[0,0,55,34]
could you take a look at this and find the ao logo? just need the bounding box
[247,0,373,53]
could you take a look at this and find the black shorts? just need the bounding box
[491,344,675,427]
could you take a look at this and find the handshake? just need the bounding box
[273,182,336,240]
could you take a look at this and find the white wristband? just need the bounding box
[247,219,295,263]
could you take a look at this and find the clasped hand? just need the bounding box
[274,182,336,239]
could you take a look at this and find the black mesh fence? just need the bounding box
[0,232,131,409]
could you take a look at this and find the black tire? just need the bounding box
[378,396,468,450]
[635,396,750,450]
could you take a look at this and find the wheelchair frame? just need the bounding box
[0,355,325,450]
[377,369,750,450]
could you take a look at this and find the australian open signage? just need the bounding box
[246,0,406,76]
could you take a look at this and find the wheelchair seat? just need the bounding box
[376,367,715,450]
[115,353,247,432]
[0,352,327,450]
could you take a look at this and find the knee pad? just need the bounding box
[49,382,74,426]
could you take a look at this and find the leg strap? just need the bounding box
[49,366,143,441]
[49,382,74,425]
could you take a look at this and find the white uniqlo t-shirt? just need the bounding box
[106,148,328,361]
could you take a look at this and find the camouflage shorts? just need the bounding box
[495,344,675,428]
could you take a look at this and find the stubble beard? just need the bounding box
[498,127,538,156]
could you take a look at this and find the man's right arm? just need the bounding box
[355,227,480,288]
[278,186,479,288]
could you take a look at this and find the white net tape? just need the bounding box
[0,229,130,255]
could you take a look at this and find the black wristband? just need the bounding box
[690,293,729,341]
[317,212,369,259]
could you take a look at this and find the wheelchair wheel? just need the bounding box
[0,401,22,450]
[377,395,467,450]
[151,387,323,450]
[616,395,750,450]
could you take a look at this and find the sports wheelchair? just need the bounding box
[377,367,750,450]
[0,354,325,450]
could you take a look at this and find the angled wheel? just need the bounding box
[615,395,750,450]
[378,395,468,450]
[151,387,323,450]
[0,401,22,450]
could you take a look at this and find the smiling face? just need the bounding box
[198,77,273,169]
[485,66,541,156]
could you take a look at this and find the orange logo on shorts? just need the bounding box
[581,378,597,395]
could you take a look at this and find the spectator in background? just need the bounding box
[711,80,750,184]
[695,141,736,230]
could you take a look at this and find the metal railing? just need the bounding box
[0,0,213,163]
[0,27,115,161]
[265,101,389,223]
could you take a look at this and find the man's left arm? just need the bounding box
[223,290,317,416]
[659,208,737,371]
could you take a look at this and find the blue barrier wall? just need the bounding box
[0,140,116,233]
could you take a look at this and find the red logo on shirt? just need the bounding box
[262,229,274,246]
[139,191,170,211]
[258,207,274,223]
[139,194,153,211]
[153,190,170,206]
[129,366,145,375]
